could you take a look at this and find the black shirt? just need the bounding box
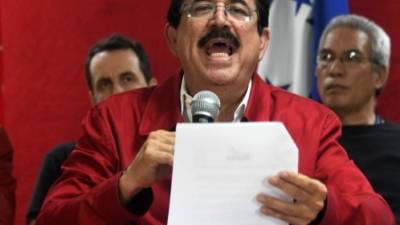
[26,142,75,224]
[339,123,400,224]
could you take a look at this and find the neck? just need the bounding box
[185,78,251,122]
[217,93,245,122]
[335,98,377,126]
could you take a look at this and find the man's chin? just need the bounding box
[324,100,349,112]
[204,71,238,86]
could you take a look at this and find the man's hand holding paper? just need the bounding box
[257,171,327,225]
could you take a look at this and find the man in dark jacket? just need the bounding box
[316,14,399,223]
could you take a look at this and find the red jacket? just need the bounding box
[37,74,395,225]
[0,126,16,225]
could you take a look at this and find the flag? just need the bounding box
[258,0,349,99]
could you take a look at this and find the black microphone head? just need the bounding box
[191,90,221,123]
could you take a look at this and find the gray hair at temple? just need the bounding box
[319,14,391,73]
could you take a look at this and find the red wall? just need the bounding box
[349,0,400,123]
[1,1,178,225]
[0,1,399,225]
[0,0,3,123]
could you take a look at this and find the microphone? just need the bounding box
[191,90,221,123]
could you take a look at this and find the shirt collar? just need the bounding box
[139,73,272,136]
[179,76,252,122]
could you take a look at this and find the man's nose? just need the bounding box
[327,59,345,77]
[113,85,125,95]
[212,5,230,27]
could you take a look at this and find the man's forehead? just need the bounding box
[92,49,139,65]
[91,50,140,74]
[323,27,370,49]
[327,27,369,41]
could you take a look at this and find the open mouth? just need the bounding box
[198,28,240,58]
[205,38,237,57]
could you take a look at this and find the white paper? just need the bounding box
[168,122,298,225]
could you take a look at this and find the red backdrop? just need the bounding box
[1,2,179,225]
[349,1,400,122]
[0,1,399,225]
[0,0,3,123]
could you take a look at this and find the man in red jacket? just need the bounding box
[26,34,155,225]
[0,125,16,225]
[36,0,395,225]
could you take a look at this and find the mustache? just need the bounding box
[197,28,240,49]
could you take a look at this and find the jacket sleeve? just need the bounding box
[35,107,143,225]
[314,113,395,225]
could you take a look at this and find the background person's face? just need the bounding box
[316,27,382,114]
[166,0,269,95]
[90,49,147,104]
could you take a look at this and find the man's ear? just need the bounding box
[258,27,270,61]
[374,67,389,91]
[165,23,178,56]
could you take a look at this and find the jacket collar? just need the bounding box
[243,74,272,122]
[139,72,272,135]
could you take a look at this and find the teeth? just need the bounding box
[210,52,229,57]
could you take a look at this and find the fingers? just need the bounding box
[257,194,317,223]
[142,142,174,166]
[259,206,311,225]
[144,136,174,156]
[257,172,327,225]
[147,130,175,147]
[276,171,327,200]
[143,130,175,154]
[119,130,176,202]
[268,172,326,210]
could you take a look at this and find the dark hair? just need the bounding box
[167,0,269,35]
[85,34,152,90]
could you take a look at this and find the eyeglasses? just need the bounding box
[181,1,257,22]
[317,49,371,68]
